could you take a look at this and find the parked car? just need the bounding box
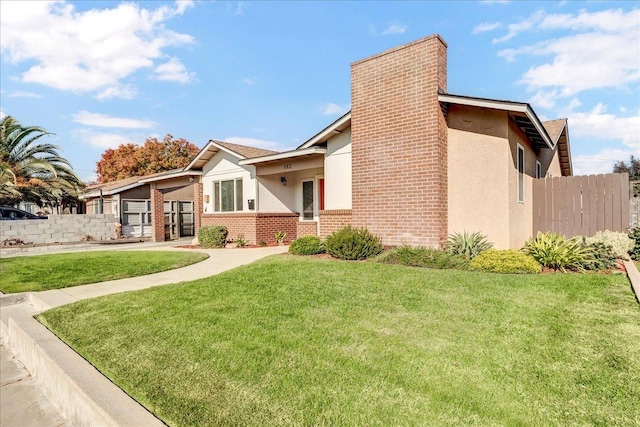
[0,206,48,220]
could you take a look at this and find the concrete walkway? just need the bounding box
[0,242,288,426]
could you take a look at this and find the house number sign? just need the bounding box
[284,163,292,170]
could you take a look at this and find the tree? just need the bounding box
[96,135,200,183]
[0,116,83,206]
[613,155,640,181]
[613,155,640,197]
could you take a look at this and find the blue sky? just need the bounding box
[1,0,638,182]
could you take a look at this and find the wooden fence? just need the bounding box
[532,173,630,238]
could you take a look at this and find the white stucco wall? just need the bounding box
[324,128,352,210]
[258,175,296,212]
[201,151,256,213]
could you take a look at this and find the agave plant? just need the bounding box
[522,231,594,272]
[445,231,493,260]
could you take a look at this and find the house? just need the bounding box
[171,34,573,249]
[81,168,200,240]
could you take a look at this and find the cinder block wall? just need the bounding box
[0,214,117,245]
[351,34,448,247]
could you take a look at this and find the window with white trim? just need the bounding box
[517,144,525,203]
[213,178,243,212]
[536,161,542,179]
[302,180,314,220]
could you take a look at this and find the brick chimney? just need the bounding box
[350,34,448,247]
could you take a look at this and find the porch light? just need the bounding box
[280,176,287,186]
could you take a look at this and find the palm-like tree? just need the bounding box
[0,116,83,206]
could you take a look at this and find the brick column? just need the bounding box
[150,183,165,242]
[351,34,448,247]
[193,181,203,235]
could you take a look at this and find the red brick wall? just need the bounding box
[150,183,165,242]
[319,209,352,238]
[256,213,298,244]
[199,212,298,244]
[296,221,318,239]
[193,182,203,231]
[201,213,257,244]
[351,34,448,247]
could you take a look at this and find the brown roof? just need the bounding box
[542,118,567,144]
[85,175,142,192]
[215,141,279,159]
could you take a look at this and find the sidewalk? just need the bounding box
[0,243,288,426]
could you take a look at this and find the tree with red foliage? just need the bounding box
[96,135,200,183]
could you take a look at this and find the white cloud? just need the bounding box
[72,129,136,149]
[566,103,640,151]
[73,111,156,129]
[242,77,257,86]
[382,22,408,36]
[96,85,137,101]
[0,109,5,120]
[0,1,195,95]
[496,9,639,97]
[493,10,545,44]
[153,57,195,83]
[472,22,502,34]
[321,103,349,115]
[572,148,635,176]
[7,90,41,98]
[481,0,511,4]
[223,137,292,152]
[529,90,558,110]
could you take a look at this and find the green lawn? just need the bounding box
[0,251,209,293]
[38,256,640,426]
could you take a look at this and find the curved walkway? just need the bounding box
[0,243,288,427]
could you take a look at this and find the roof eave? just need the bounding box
[438,93,554,150]
[239,147,327,165]
[297,112,352,149]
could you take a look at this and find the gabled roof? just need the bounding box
[542,118,572,176]
[239,147,326,166]
[438,92,554,150]
[185,140,279,171]
[297,112,352,149]
[82,168,201,198]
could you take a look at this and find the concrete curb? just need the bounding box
[1,305,164,427]
[622,260,640,304]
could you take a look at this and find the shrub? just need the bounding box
[235,235,248,248]
[375,246,469,270]
[579,239,617,271]
[584,230,633,260]
[629,228,640,260]
[470,250,541,274]
[289,236,325,255]
[325,226,383,260]
[274,231,287,244]
[198,225,228,248]
[523,232,593,272]
[445,231,493,260]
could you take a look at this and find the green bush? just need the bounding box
[580,240,617,271]
[584,230,633,260]
[629,228,640,260]
[198,225,228,248]
[325,226,383,260]
[470,250,541,274]
[445,231,493,260]
[289,236,325,255]
[523,232,593,272]
[375,246,469,270]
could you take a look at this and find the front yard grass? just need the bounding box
[38,256,640,426]
[0,251,209,293]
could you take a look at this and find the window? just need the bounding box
[536,161,542,179]
[517,144,525,203]
[213,178,243,212]
[302,180,314,220]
